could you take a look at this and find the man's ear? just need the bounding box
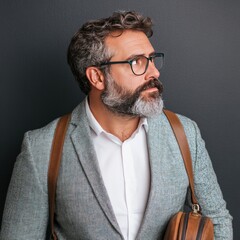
[86,67,105,91]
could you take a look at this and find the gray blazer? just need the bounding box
[0,100,233,240]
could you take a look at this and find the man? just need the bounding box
[0,11,232,239]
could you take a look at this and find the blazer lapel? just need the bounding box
[69,101,122,236]
[136,113,175,239]
[137,112,189,239]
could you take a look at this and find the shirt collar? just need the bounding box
[85,98,148,136]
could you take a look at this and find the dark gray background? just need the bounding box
[1,0,239,238]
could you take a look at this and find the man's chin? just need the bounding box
[131,96,164,118]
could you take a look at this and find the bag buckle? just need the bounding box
[192,203,200,214]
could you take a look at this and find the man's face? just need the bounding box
[101,30,163,117]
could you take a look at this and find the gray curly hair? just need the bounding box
[67,11,153,95]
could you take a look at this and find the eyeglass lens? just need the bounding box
[131,55,164,75]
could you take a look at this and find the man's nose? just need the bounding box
[145,61,160,80]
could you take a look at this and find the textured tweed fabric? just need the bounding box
[0,99,233,239]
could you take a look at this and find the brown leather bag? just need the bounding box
[163,211,214,239]
[163,110,214,240]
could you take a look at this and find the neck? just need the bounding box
[88,95,140,142]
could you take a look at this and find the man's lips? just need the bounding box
[141,79,162,91]
[142,87,158,93]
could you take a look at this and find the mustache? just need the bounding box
[135,78,163,95]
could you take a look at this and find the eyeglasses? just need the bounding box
[99,52,164,76]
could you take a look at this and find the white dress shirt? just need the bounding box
[85,99,150,240]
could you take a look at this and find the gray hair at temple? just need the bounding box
[67,10,153,94]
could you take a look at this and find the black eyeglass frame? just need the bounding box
[99,52,164,76]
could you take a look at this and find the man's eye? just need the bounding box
[131,59,138,65]
[132,57,141,65]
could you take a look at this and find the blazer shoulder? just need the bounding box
[153,110,199,135]
[175,113,199,134]
[157,110,203,154]
[172,112,201,142]
[25,117,60,149]
[171,112,205,164]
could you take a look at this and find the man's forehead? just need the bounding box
[105,30,155,59]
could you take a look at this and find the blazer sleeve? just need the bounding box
[0,131,49,240]
[190,121,233,240]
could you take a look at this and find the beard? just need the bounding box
[101,74,164,117]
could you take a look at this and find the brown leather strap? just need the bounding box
[163,109,198,205]
[48,114,71,240]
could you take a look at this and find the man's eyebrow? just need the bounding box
[126,51,156,60]
[125,54,145,61]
